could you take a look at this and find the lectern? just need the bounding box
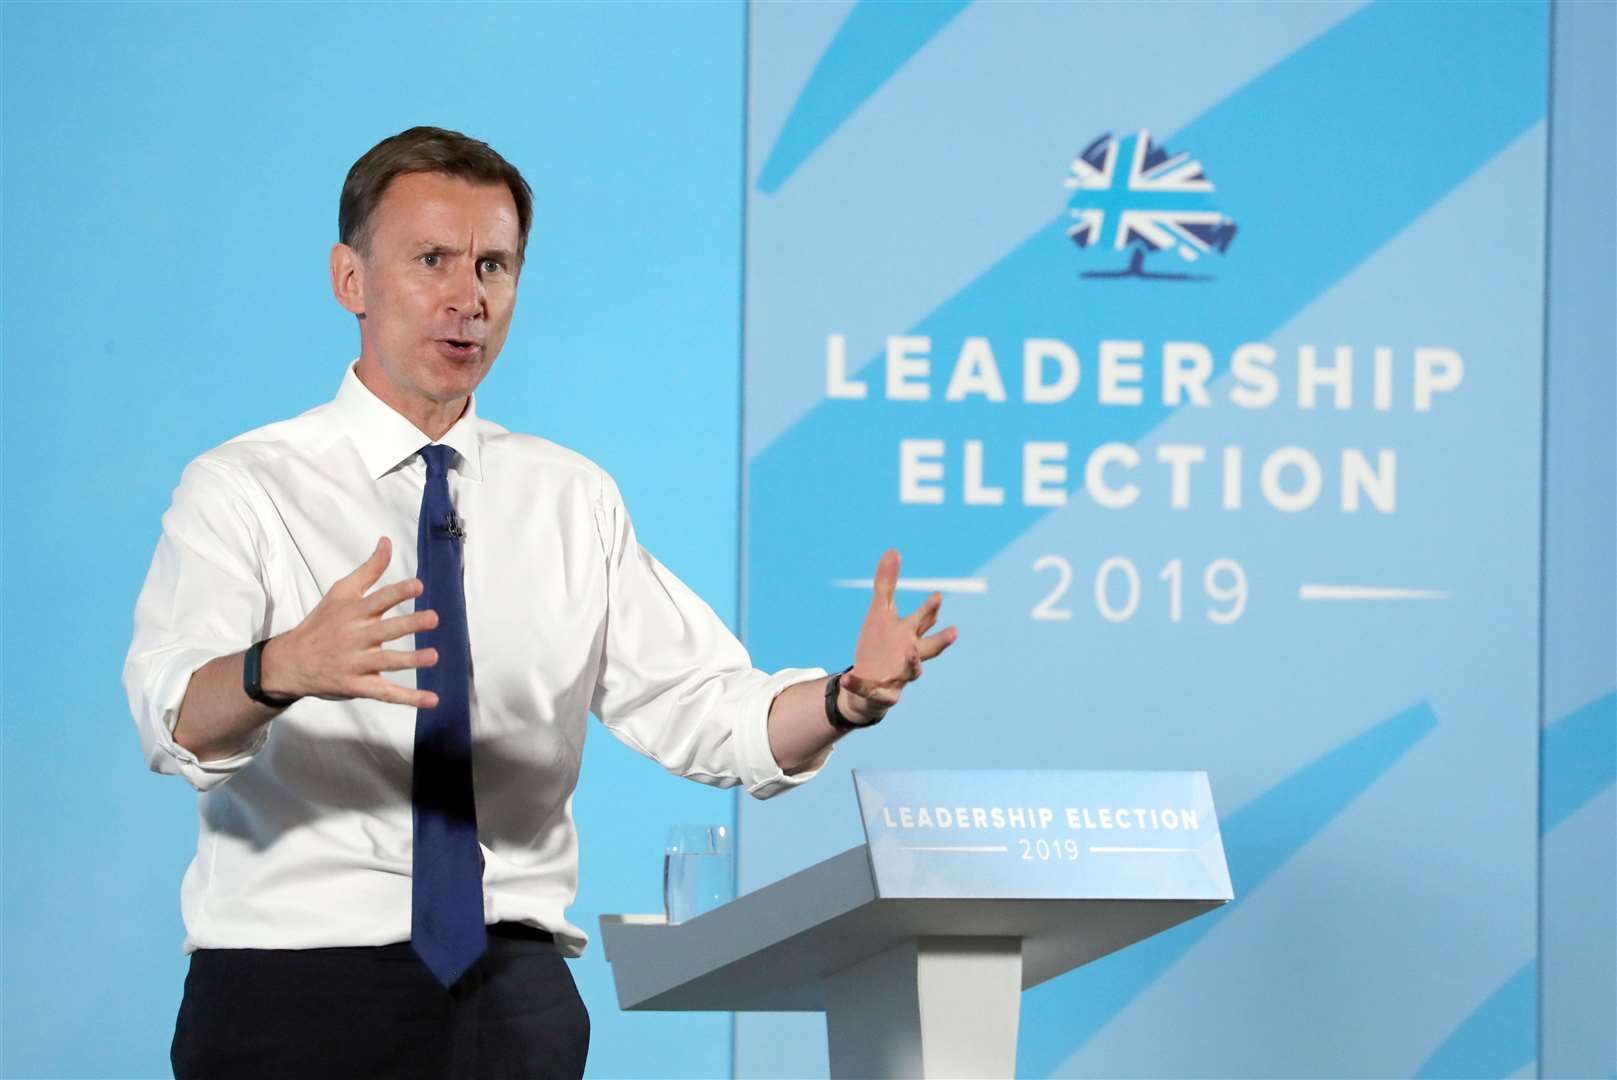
[601,770,1232,1079]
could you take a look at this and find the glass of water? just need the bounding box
[663,824,735,924]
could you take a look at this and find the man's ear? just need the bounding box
[330,243,366,317]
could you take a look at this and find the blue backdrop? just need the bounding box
[734,2,1611,1077]
[1,2,1610,1078]
[2,4,748,1077]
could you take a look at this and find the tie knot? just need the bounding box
[420,444,455,478]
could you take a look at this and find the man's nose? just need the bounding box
[445,257,483,316]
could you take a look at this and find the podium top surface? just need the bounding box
[600,844,1226,1012]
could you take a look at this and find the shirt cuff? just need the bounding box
[737,666,832,800]
[138,647,271,792]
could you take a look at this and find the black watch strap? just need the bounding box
[244,639,300,708]
[825,666,881,733]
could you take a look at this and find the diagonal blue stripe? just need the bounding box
[1542,689,1616,833]
[755,0,969,194]
[1415,960,1536,1079]
[1415,692,1617,1080]
[744,0,1546,673]
[1015,701,1438,1077]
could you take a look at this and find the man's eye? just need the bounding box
[421,254,440,268]
[479,259,503,274]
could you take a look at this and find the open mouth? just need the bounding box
[436,339,482,360]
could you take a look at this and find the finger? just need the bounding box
[908,591,942,635]
[366,647,438,673]
[339,537,392,596]
[871,549,900,613]
[368,608,437,645]
[916,625,958,661]
[841,670,901,707]
[356,675,438,710]
[840,670,878,699]
[363,577,424,617]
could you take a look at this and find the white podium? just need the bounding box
[601,770,1232,1079]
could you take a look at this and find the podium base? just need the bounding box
[823,935,1022,1080]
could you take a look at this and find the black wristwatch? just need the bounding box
[825,666,882,733]
[244,638,300,708]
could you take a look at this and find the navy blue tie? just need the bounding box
[411,443,486,988]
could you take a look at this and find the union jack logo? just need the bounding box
[1065,130,1236,279]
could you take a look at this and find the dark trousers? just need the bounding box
[171,923,589,1079]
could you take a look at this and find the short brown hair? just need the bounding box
[339,126,534,261]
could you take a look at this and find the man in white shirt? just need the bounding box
[124,126,956,1079]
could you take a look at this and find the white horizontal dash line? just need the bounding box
[834,577,988,594]
[1299,585,1449,601]
[900,844,1008,853]
[1089,846,1197,854]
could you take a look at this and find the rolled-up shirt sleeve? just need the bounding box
[588,469,830,799]
[123,457,273,792]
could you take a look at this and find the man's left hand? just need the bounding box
[839,549,959,723]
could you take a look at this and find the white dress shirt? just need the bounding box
[123,361,829,957]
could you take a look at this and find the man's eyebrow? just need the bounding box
[410,243,516,264]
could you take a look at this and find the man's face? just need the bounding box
[342,171,522,408]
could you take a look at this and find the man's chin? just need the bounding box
[422,353,493,396]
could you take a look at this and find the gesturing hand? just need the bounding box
[839,549,959,723]
[263,536,442,709]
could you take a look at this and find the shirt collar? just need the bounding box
[332,360,484,482]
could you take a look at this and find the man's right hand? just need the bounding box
[263,536,441,709]
[172,536,441,761]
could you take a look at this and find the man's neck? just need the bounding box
[354,358,468,442]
